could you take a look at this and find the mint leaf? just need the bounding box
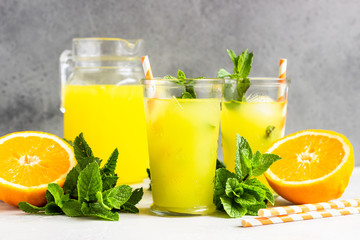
[45,190,55,203]
[213,168,237,209]
[251,151,262,169]
[96,191,112,210]
[245,178,274,204]
[74,133,100,170]
[73,133,93,163]
[235,134,253,158]
[236,49,253,78]
[234,192,257,206]
[118,187,144,213]
[81,202,119,221]
[61,193,70,203]
[164,75,176,79]
[252,154,281,177]
[118,203,139,213]
[184,84,196,98]
[103,185,132,209]
[234,78,250,101]
[61,199,83,217]
[220,196,247,218]
[101,149,118,176]
[126,188,144,205]
[78,162,102,202]
[102,176,118,191]
[217,68,231,78]
[63,165,81,198]
[218,49,253,102]
[177,69,186,79]
[266,125,276,137]
[225,178,243,198]
[181,91,193,99]
[45,202,63,215]
[227,49,238,71]
[235,134,253,180]
[18,202,45,213]
[80,156,101,170]
[176,79,196,99]
[165,70,197,99]
[100,149,119,191]
[241,182,266,202]
[47,183,64,206]
[246,202,267,216]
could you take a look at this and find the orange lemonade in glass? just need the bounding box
[221,78,289,186]
[144,78,223,215]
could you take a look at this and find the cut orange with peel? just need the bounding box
[264,130,354,204]
[0,131,76,207]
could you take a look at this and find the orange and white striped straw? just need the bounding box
[277,58,287,101]
[141,55,153,80]
[258,199,360,217]
[278,58,287,79]
[241,206,360,227]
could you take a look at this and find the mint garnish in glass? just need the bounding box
[217,49,253,102]
[165,69,206,99]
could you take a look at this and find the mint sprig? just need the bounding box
[217,49,253,102]
[213,134,281,218]
[266,125,276,138]
[164,69,203,99]
[18,133,143,221]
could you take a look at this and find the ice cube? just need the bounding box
[246,93,274,103]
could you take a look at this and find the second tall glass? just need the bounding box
[144,78,223,215]
[221,78,289,186]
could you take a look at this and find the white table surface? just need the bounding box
[1,168,360,240]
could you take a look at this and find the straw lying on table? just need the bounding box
[242,206,360,227]
[259,198,360,217]
[241,199,360,227]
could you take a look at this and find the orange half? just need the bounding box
[0,131,76,206]
[264,130,354,204]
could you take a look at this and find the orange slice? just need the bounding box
[264,130,354,204]
[0,131,76,206]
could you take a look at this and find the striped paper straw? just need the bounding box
[241,206,360,227]
[278,58,287,79]
[277,58,287,101]
[258,199,360,217]
[141,55,153,80]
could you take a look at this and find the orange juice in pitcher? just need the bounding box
[60,38,149,184]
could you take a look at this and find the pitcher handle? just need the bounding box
[59,50,73,113]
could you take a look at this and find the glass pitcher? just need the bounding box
[60,38,149,184]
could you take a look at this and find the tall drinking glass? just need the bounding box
[60,38,149,184]
[144,78,223,215]
[221,78,289,186]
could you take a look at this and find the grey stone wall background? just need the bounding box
[0,0,359,164]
